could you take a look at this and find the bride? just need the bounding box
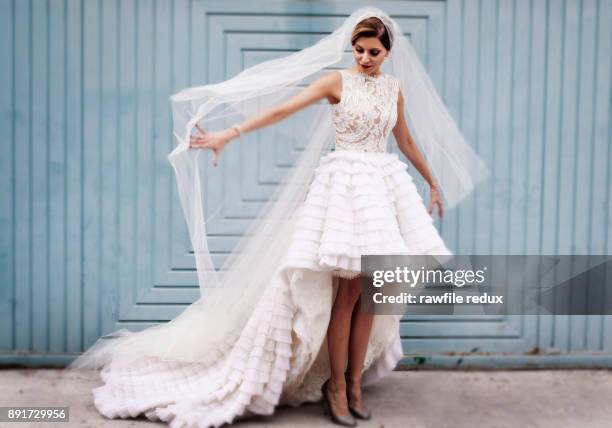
[63,6,488,428]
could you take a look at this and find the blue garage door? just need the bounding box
[0,0,611,367]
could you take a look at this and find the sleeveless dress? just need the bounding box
[91,70,452,428]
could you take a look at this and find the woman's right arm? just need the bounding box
[189,71,339,166]
[234,71,339,135]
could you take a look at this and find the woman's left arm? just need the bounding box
[392,88,444,218]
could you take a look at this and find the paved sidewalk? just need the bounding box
[1,368,611,428]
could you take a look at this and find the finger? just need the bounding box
[190,143,210,149]
[188,137,199,148]
[189,136,204,145]
[190,134,210,143]
[439,203,445,218]
[191,139,213,149]
[200,141,215,149]
[434,201,441,218]
[195,123,207,135]
[427,203,433,215]
[212,151,219,167]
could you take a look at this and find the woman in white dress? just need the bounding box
[64,7,488,428]
[188,16,449,427]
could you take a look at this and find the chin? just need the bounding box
[360,66,378,74]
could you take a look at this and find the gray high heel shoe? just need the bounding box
[348,402,372,421]
[321,379,357,427]
[345,376,372,421]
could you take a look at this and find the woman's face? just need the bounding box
[352,36,389,74]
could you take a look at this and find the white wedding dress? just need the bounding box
[91,69,452,428]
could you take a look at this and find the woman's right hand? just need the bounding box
[189,124,234,167]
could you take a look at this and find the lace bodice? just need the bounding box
[331,70,400,153]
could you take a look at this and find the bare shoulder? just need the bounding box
[310,70,342,88]
[393,76,403,100]
[309,71,342,104]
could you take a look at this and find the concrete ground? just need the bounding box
[1,369,611,428]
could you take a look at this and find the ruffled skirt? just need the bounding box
[285,149,451,277]
[90,149,452,428]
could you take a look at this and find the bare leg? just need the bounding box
[326,275,362,416]
[346,276,374,411]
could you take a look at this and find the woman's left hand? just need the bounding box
[427,186,444,218]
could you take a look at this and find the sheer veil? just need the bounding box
[64,6,489,372]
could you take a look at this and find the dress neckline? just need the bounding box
[343,69,385,81]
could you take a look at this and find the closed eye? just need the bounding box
[355,47,380,56]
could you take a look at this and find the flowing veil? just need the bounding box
[64,6,489,373]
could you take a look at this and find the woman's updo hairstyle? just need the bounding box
[350,16,393,51]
